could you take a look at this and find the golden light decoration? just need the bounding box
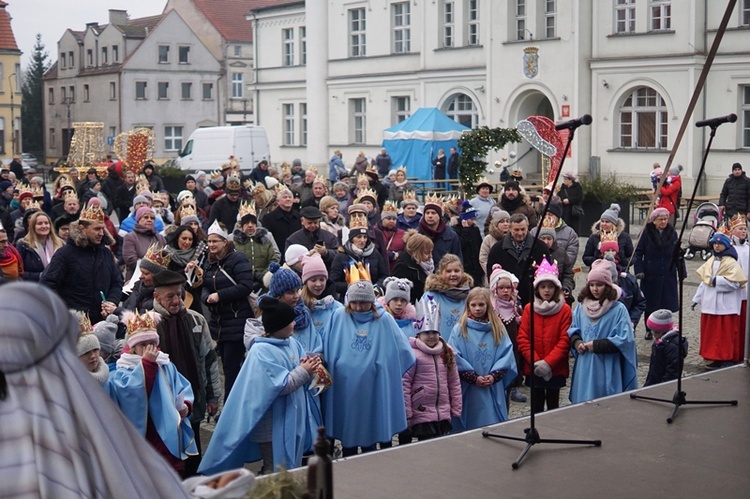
[65,122,107,172]
[114,128,156,174]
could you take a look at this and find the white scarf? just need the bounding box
[419,258,435,275]
[581,297,616,320]
[534,295,565,316]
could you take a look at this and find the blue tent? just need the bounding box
[382,108,470,185]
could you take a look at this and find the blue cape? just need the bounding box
[567,301,638,404]
[199,336,318,474]
[322,308,415,447]
[310,298,343,340]
[448,319,517,432]
[107,361,197,460]
[421,291,466,339]
[294,309,324,356]
[119,212,165,234]
[394,317,415,338]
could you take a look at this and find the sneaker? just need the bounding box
[705,360,723,370]
[644,330,653,340]
[510,387,527,403]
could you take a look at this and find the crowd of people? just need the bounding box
[0,152,747,481]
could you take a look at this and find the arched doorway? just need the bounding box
[510,90,554,179]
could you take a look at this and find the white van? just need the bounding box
[176,125,270,173]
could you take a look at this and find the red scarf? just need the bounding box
[418,216,446,239]
[0,245,24,281]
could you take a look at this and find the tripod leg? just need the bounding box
[512,442,534,470]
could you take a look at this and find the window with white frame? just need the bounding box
[545,0,557,38]
[158,45,170,63]
[283,28,295,66]
[350,8,366,57]
[164,126,183,152]
[619,87,668,149]
[179,46,190,64]
[87,49,93,67]
[742,85,750,147]
[14,65,19,90]
[615,0,636,34]
[113,45,119,62]
[203,82,214,100]
[69,51,74,67]
[48,87,54,104]
[69,86,75,102]
[60,53,66,69]
[467,0,480,45]
[650,1,671,31]
[393,96,411,124]
[158,82,169,100]
[300,27,307,65]
[351,98,366,144]
[516,0,527,41]
[61,86,67,102]
[283,103,295,146]
[232,73,243,98]
[392,2,411,53]
[83,84,89,102]
[135,81,147,100]
[109,126,117,139]
[181,82,192,100]
[234,45,241,57]
[743,0,750,25]
[300,103,308,146]
[102,46,108,64]
[442,1,454,48]
[443,93,478,128]
[49,128,56,148]
[110,82,117,100]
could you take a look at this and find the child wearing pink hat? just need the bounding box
[300,253,342,339]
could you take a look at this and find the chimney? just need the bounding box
[86,22,99,30]
[109,9,128,26]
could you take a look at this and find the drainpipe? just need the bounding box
[699,0,708,195]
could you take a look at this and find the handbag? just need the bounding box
[218,266,258,312]
[572,204,584,217]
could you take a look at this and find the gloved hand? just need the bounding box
[635,273,645,280]
[691,302,698,311]
[534,360,553,382]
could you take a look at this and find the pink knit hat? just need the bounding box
[301,253,328,283]
[135,206,155,222]
[600,240,619,254]
[490,263,519,291]
[650,207,670,222]
[587,259,613,286]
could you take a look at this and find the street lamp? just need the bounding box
[62,96,73,154]
[9,72,15,156]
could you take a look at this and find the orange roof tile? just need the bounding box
[0,1,20,52]
[192,0,301,43]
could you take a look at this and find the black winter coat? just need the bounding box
[486,234,549,306]
[558,181,583,228]
[262,207,301,251]
[719,173,750,216]
[209,196,240,231]
[39,222,123,323]
[202,249,255,342]
[392,250,429,303]
[617,271,646,326]
[285,228,339,267]
[644,331,688,386]
[329,244,389,299]
[632,223,686,315]
[15,240,49,282]
[453,223,483,288]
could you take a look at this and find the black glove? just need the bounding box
[691,302,698,311]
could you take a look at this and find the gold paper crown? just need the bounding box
[382,200,399,215]
[306,166,318,175]
[57,175,74,188]
[250,181,266,196]
[143,244,172,269]
[600,230,618,244]
[30,186,44,199]
[28,200,42,212]
[180,204,197,220]
[17,184,32,196]
[477,176,491,186]
[357,188,377,202]
[402,190,417,203]
[135,177,150,195]
[281,163,292,177]
[226,176,242,192]
[221,156,240,171]
[716,223,731,236]
[728,213,747,232]
[239,201,256,219]
[243,178,253,190]
[357,173,370,184]
[125,310,159,337]
[345,260,372,285]
[365,165,378,175]
[210,169,223,180]
[424,192,442,207]
[78,313,93,335]
[63,189,79,201]
[396,166,407,175]
[151,191,168,205]
[313,175,327,186]
[80,202,106,222]
[541,213,557,230]
[443,195,461,213]
[274,183,288,196]
[349,212,369,230]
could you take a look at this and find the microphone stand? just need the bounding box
[483,124,601,469]
[630,123,738,422]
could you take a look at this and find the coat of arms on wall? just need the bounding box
[523,47,539,79]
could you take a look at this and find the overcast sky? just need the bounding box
[9,1,164,70]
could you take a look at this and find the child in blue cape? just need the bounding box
[200,297,322,475]
[420,254,473,341]
[323,278,415,456]
[568,259,638,404]
[107,311,197,476]
[379,277,417,338]
[448,287,518,432]
[300,253,342,339]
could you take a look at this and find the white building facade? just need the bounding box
[250,0,750,191]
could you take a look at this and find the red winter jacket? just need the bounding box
[657,175,681,215]
[517,301,572,378]
[403,337,462,426]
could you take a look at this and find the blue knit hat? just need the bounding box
[268,262,302,297]
[709,233,732,249]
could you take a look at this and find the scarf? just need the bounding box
[419,258,435,275]
[418,216,446,239]
[500,194,524,213]
[311,295,336,311]
[159,307,201,394]
[9,199,20,210]
[394,179,408,188]
[534,296,565,316]
[581,296,616,320]
[0,245,23,281]
[116,351,171,369]
[133,223,157,236]
[294,301,312,330]
[714,246,738,260]
[167,246,197,269]
[34,237,57,267]
[443,286,470,302]
[345,240,375,258]
[90,357,111,385]
[492,296,518,324]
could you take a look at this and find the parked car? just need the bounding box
[176,125,270,174]
[21,153,38,168]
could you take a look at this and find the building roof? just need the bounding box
[250,0,304,14]
[189,0,255,43]
[42,60,57,80]
[0,1,20,52]
[114,14,164,38]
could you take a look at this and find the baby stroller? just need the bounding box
[684,203,722,260]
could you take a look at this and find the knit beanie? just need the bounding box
[669,164,683,176]
[489,263,519,291]
[383,277,412,304]
[333,181,350,192]
[259,296,296,335]
[732,162,742,172]
[603,253,619,283]
[459,201,478,220]
[600,240,619,254]
[504,180,520,191]
[539,226,556,239]
[135,206,155,222]
[0,180,12,192]
[268,262,302,297]
[77,332,101,357]
[423,199,443,217]
[177,190,193,204]
[647,309,675,333]
[600,203,621,224]
[301,253,328,283]
[492,209,511,225]
[285,244,309,267]
[132,194,149,207]
[93,314,119,356]
[346,280,376,304]
[548,202,563,219]
[710,232,732,249]
[650,207,670,222]
[211,175,224,186]
[588,258,614,286]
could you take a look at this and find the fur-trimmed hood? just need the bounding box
[377,297,417,320]
[424,271,474,292]
[590,217,626,236]
[68,220,115,248]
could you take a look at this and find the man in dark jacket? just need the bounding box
[452,202,483,287]
[208,175,241,230]
[719,162,750,218]
[39,204,123,323]
[248,160,270,185]
[447,147,460,189]
[284,206,339,267]
[374,148,392,178]
[114,170,137,223]
[101,167,123,211]
[262,188,301,249]
[418,196,462,265]
[185,174,209,210]
[486,213,548,306]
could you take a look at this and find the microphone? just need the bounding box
[695,113,737,128]
[555,114,592,131]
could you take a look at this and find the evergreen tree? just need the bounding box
[21,34,50,158]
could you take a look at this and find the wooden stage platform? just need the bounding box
[332,366,749,498]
